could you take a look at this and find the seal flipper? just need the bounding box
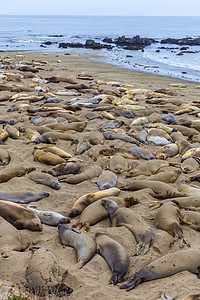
[119,274,142,291]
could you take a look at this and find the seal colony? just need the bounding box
[0,52,200,299]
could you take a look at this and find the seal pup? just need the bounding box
[44,158,81,177]
[155,144,178,159]
[175,140,192,157]
[120,180,185,199]
[100,146,140,159]
[32,149,66,165]
[148,169,181,184]
[60,165,102,184]
[29,171,60,190]
[0,166,35,183]
[107,155,131,174]
[126,160,169,177]
[101,199,154,255]
[26,205,70,226]
[72,196,139,231]
[154,202,190,247]
[130,147,155,160]
[91,170,117,190]
[0,200,42,231]
[34,145,72,159]
[0,216,29,257]
[95,232,129,284]
[26,246,73,296]
[120,248,200,291]
[180,210,200,231]
[69,187,120,217]
[0,149,11,166]
[58,224,96,267]
[0,191,49,204]
[181,158,199,173]
[181,148,200,162]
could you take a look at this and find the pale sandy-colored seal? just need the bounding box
[26,205,70,226]
[179,185,200,196]
[34,145,72,158]
[91,170,117,190]
[0,129,9,143]
[26,246,73,296]
[155,144,178,159]
[100,146,140,159]
[88,131,105,145]
[148,169,181,183]
[58,224,96,267]
[181,157,199,173]
[180,209,200,231]
[175,140,192,157]
[107,154,131,174]
[0,166,35,183]
[44,158,81,177]
[60,165,102,184]
[181,293,200,300]
[0,191,49,204]
[154,202,190,247]
[120,180,185,199]
[0,200,42,231]
[0,149,11,166]
[101,199,154,255]
[181,148,200,162]
[126,160,169,177]
[120,249,200,291]
[29,171,60,190]
[0,216,29,257]
[32,149,66,165]
[69,187,120,217]
[95,232,129,284]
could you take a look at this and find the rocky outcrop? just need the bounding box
[161,37,200,46]
[58,40,113,50]
[113,35,157,50]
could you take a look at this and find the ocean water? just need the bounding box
[0,15,200,82]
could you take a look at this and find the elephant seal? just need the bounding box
[120,180,185,199]
[29,171,60,190]
[101,199,154,255]
[26,205,70,226]
[130,147,155,160]
[91,170,117,190]
[34,145,72,159]
[0,129,9,142]
[75,140,91,155]
[107,155,131,174]
[60,165,102,184]
[154,202,190,247]
[88,131,105,145]
[69,187,120,217]
[0,166,35,183]
[150,196,200,209]
[181,158,199,173]
[0,191,49,204]
[0,200,42,231]
[32,149,66,165]
[180,210,200,231]
[5,125,20,139]
[58,224,96,267]
[179,185,200,197]
[126,160,169,177]
[72,196,139,230]
[95,232,129,284]
[0,149,11,166]
[26,246,73,296]
[155,144,178,159]
[181,293,200,300]
[120,248,200,291]
[0,216,29,257]
[148,169,181,184]
[175,140,192,157]
[100,146,140,159]
[42,131,75,142]
[181,148,200,162]
[44,158,81,177]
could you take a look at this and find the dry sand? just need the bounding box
[0,51,200,300]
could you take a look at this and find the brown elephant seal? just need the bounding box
[107,155,131,174]
[58,224,96,267]
[154,202,190,247]
[29,171,60,190]
[69,187,120,217]
[182,148,200,162]
[0,129,9,142]
[88,131,105,145]
[101,199,154,255]
[34,145,72,158]
[148,169,181,183]
[87,144,105,161]
[180,210,200,231]
[175,140,192,157]
[60,165,102,184]
[44,158,81,177]
[0,216,29,257]
[5,125,20,139]
[0,166,35,183]
[0,200,42,231]
[120,180,185,199]
[100,146,140,159]
[48,121,87,132]
[0,149,11,166]
[26,205,70,226]
[126,160,169,177]
[155,144,178,159]
[72,196,139,231]
[32,149,66,165]
[95,232,129,285]
[120,248,200,291]
[26,246,73,296]
[150,196,200,209]
[0,191,49,204]
[91,170,117,190]
[181,293,200,300]
[181,157,199,173]
[41,131,75,142]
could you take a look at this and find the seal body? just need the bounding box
[0,149,11,166]
[126,160,169,177]
[93,170,117,190]
[180,210,200,231]
[101,200,154,255]
[155,144,178,159]
[0,166,35,183]
[120,249,200,291]
[181,158,199,173]
[95,233,129,284]
[29,171,60,190]
[61,165,102,184]
[0,191,49,204]
[45,159,81,177]
[32,149,66,165]
[58,224,96,267]
[108,155,130,174]
[0,200,42,231]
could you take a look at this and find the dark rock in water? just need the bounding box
[59,43,68,48]
[44,98,61,104]
[40,45,46,48]
[156,50,160,52]
[44,41,53,45]
[177,52,184,56]
[161,37,200,46]
[85,39,113,50]
[180,46,189,50]
[114,35,157,50]
[49,34,63,37]
[126,55,133,57]
[102,37,114,43]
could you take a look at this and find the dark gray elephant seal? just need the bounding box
[101,199,154,255]
[29,171,60,190]
[91,170,117,190]
[58,224,96,267]
[0,191,49,203]
[95,232,129,285]
[120,248,200,291]
[27,205,70,226]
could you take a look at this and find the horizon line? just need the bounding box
[0,14,200,17]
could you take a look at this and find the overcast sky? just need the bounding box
[1,0,200,16]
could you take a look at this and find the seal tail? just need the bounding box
[119,275,142,291]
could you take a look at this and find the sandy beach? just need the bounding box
[0,51,200,300]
